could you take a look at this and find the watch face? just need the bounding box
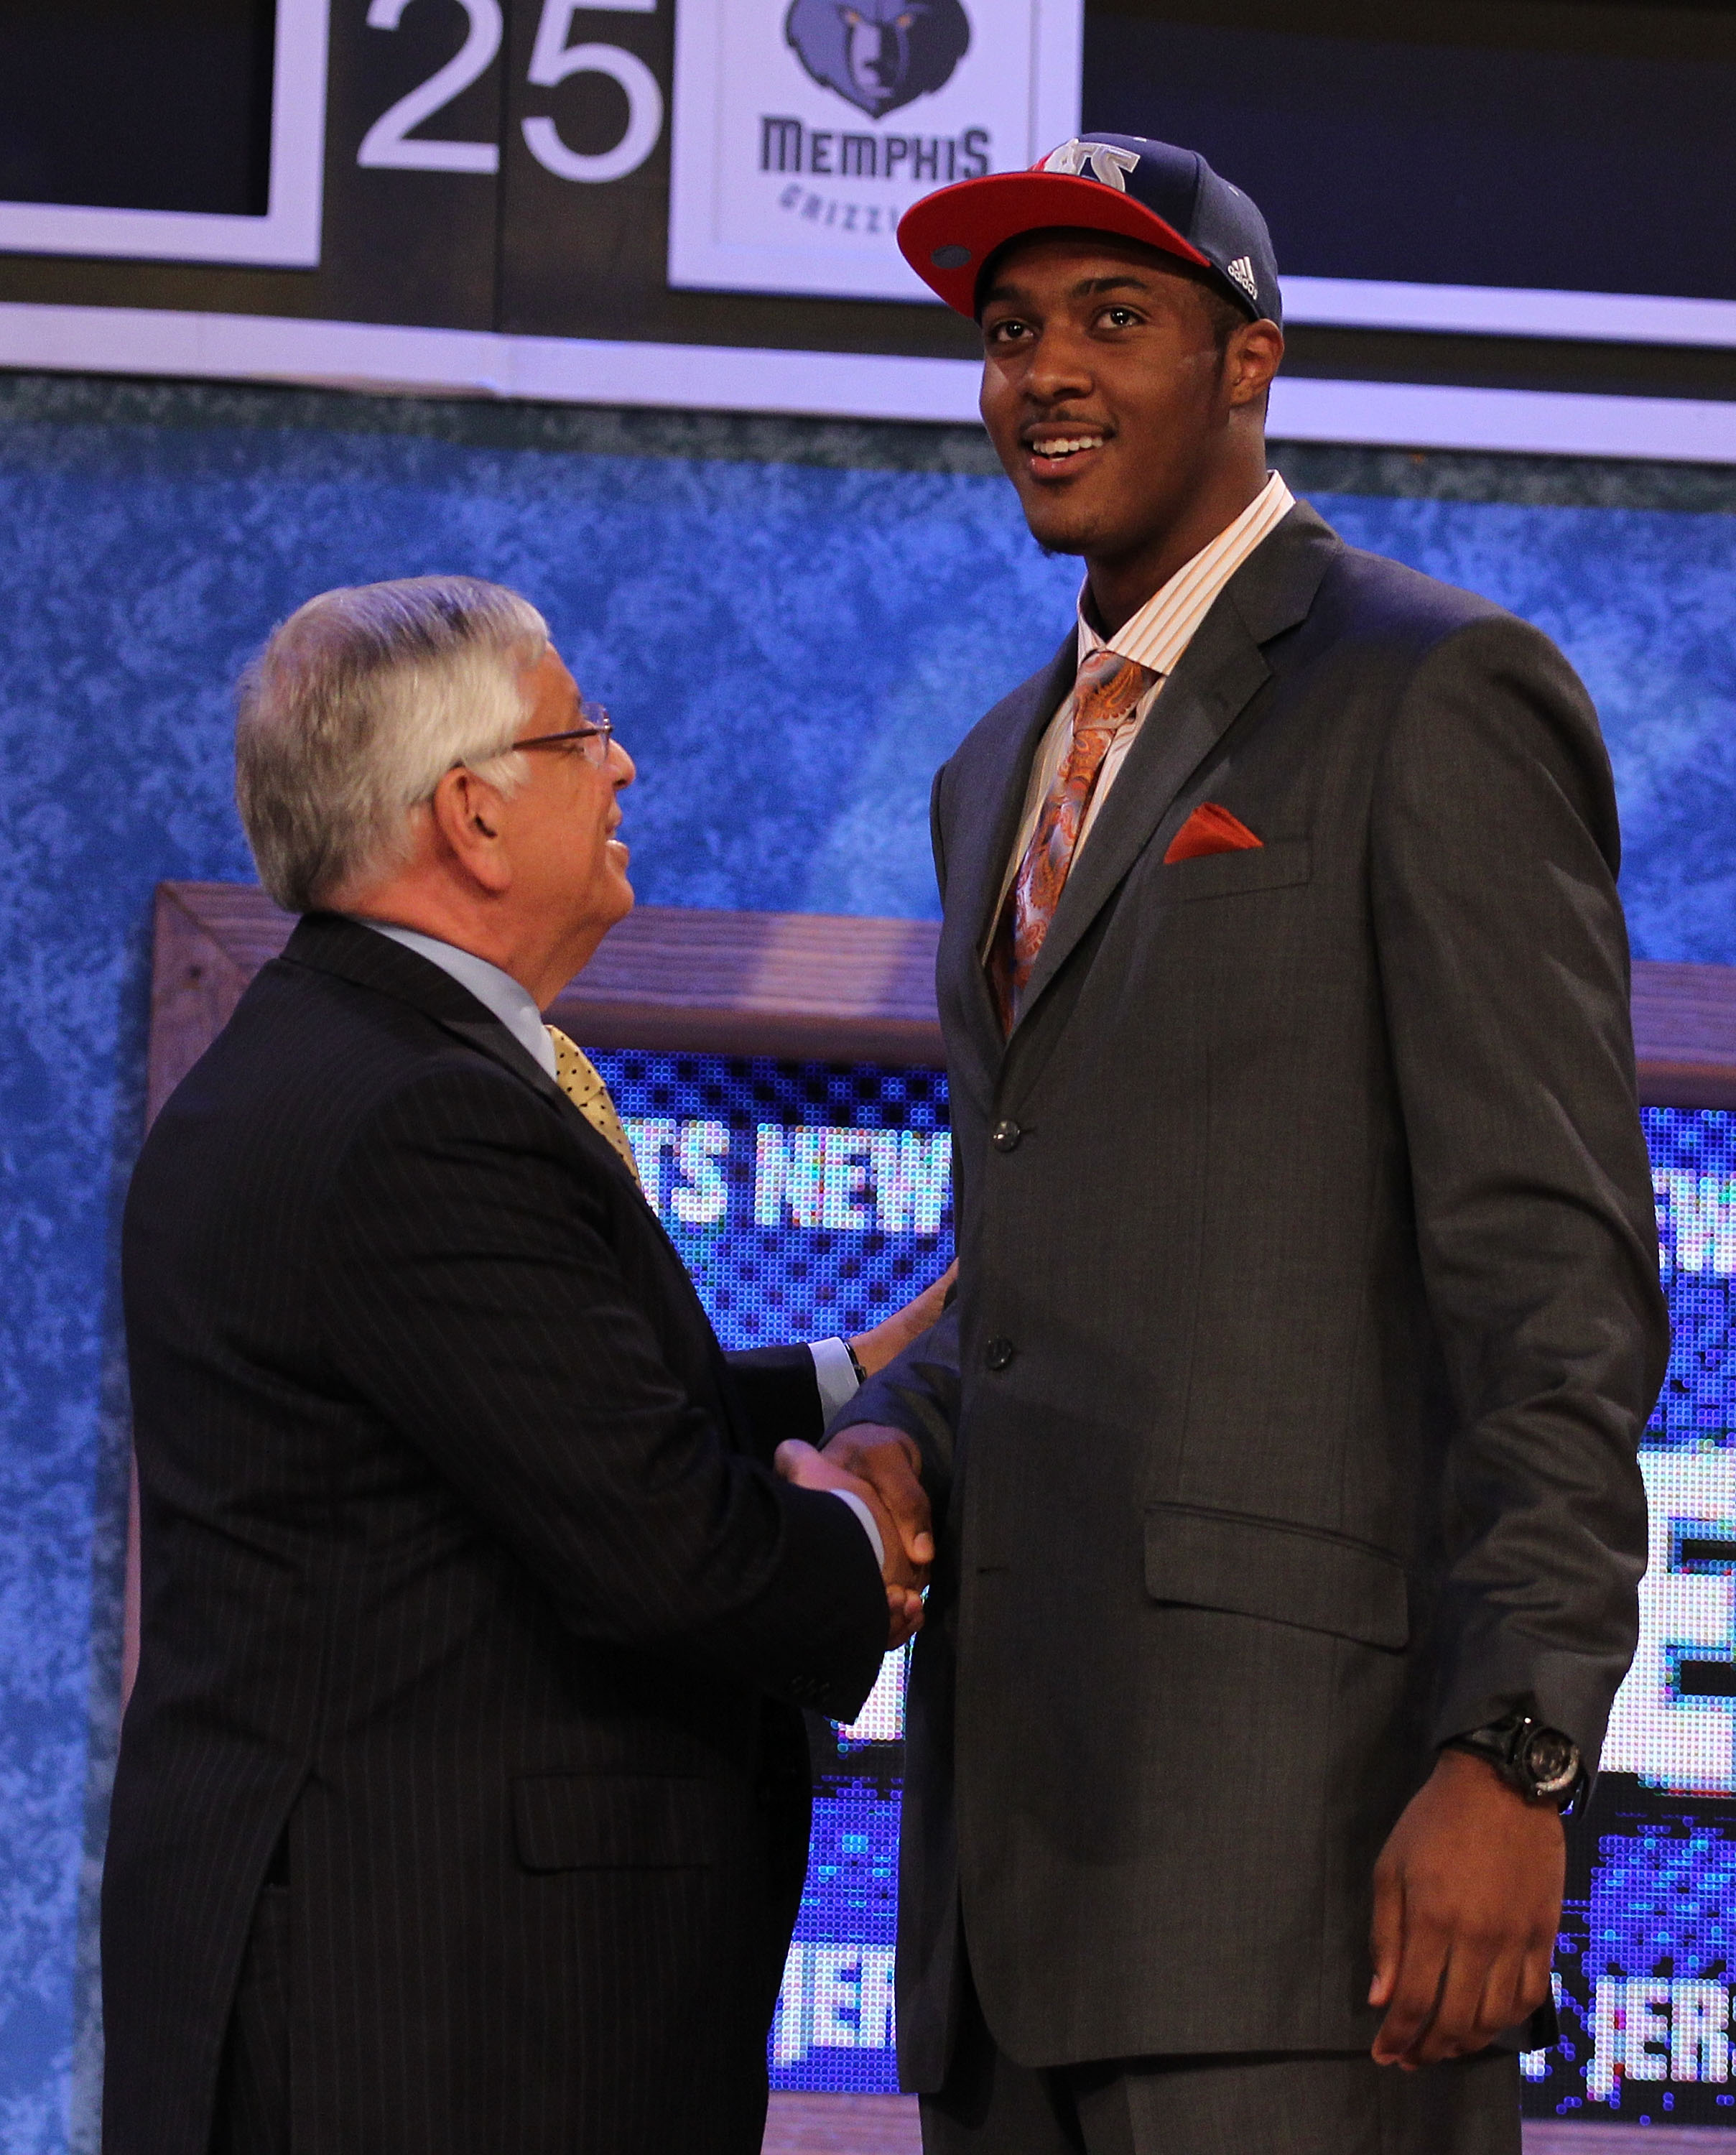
[1522,1727,1581,1795]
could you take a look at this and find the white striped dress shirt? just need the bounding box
[992,471,1296,926]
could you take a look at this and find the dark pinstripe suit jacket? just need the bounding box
[105,914,886,2154]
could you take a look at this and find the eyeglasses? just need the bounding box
[511,708,616,769]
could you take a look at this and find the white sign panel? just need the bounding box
[668,0,1084,302]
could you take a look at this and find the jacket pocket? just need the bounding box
[1164,838,1311,901]
[511,1774,726,1871]
[1143,1503,1408,1649]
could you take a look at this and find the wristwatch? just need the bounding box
[1445,1713,1584,1812]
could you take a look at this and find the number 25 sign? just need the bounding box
[360,0,664,185]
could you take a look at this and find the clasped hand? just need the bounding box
[1368,1747,1564,2067]
[774,1424,933,1650]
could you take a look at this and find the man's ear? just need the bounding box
[1227,318,1284,411]
[428,766,513,895]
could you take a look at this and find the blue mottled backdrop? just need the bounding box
[1,375,1734,2147]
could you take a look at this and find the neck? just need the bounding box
[340,878,601,1011]
[1083,450,1268,636]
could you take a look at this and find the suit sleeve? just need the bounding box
[830,1277,962,1517]
[1370,613,1668,1764]
[724,1344,824,1463]
[317,1068,886,1721]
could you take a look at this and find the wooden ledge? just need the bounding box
[147,883,947,1126]
[147,882,1736,1129]
[1629,961,1736,1110]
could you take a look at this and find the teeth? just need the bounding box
[1033,437,1102,458]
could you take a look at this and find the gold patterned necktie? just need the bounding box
[989,647,1157,1033]
[545,1024,643,1189]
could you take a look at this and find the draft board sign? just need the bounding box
[668,0,1084,302]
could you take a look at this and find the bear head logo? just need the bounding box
[784,0,972,121]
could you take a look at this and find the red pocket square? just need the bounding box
[1164,802,1264,866]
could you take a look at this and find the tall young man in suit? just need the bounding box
[830,140,1669,2151]
[107,576,938,2155]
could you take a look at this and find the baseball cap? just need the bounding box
[897,134,1281,327]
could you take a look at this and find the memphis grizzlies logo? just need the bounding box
[784,0,972,120]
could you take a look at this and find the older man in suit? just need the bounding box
[828,139,1669,2151]
[106,575,939,2155]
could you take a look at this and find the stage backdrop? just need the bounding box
[1,373,1736,2147]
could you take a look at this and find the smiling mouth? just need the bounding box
[1026,432,1108,473]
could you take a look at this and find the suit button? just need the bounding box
[991,1118,1022,1152]
[985,1337,1015,1371]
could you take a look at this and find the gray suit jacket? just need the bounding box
[844,501,1669,2086]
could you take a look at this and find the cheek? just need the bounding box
[572,782,617,864]
[979,361,1022,435]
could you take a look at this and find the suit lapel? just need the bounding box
[1013,504,1341,1028]
[278,914,641,1195]
[939,634,1077,1090]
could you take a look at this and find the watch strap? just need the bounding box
[1446,1714,1583,1812]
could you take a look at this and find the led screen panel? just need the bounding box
[1523,1107,1736,2127]
[597,1052,1736,2111]
[595,1044,946,2093]
[0,0,326,264]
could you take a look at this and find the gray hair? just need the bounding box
[235,575,549,912]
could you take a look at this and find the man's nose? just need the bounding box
[1024,328,1093,403]
[610,741,636,787]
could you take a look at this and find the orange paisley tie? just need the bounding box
[990,648,1156,1032]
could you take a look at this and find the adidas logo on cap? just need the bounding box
[1225,255,1259,303]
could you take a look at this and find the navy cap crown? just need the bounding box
[1037,131,1281,324]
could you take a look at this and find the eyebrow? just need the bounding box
[981,272,1156,311]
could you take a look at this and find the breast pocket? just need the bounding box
[1164,838,1312,902]
[512,1773,728,1871]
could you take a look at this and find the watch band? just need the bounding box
[1446,1713,1584,1812]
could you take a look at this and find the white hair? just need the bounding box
[234,575,549,912]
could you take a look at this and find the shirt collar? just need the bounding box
[1076,470,1296,679]
[349,919,558,1079]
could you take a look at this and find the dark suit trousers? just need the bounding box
[921,1953,1522,2155]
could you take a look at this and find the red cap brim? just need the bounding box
[898,170,1212,316]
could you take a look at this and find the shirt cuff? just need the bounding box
[809,1335,863,1424]
[830,1489,884,1570]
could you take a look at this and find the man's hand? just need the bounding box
[850,1260,957,1378]
[775,1438,927,1650]
[1369,1748,1564,2068]
[822,1422,934,1582]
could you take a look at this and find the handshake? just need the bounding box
[776,1426,934,1648]
[774,1261,952,1649]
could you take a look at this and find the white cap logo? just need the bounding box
[1042,139,1142,192]
[1225,254,1258,302]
